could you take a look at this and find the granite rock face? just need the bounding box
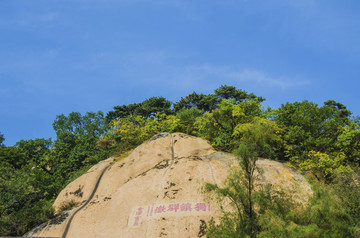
[31,133,312,238]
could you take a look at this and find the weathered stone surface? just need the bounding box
[31,133,311,238]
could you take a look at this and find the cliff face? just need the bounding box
[30,133,312,238]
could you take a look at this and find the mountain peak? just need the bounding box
[30,133,311,238]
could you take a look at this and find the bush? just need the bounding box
[58,199,79,213]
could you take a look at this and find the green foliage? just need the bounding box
[233,117,284,159]
[105,97,172,122]
[195,99,262,151]
[299,151,353,182]
[49,111,107,177]
[275,100,352,163]
[204,119,279,237]
[109,115,156,148]
[0,146,26,169]
[302,184,353,237]
[336,125,360,164]
[15,138,52,172]
[256,183,354,238]
[107,113,180,150]
[332,172,360,235]
[215,85,265,103]
[1,86,359,236]
[0,162,57,236]
[204,112,356,237]
[0,197,54,236]
[0,132,4,146]
[175,107,203,135]
[324,100,352,122]
[53,111,106,138]
[96,139,115,158]
[204,164,258,238]
[105,104,137,123]
[137,97,172,118]
[58,199,79,213]
[204,155,355,237]
[174,85,265,112]
[0,111,110,236]
[174,92,218,112]
[274,99,359,182]
[174,85,264,113]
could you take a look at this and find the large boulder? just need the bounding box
[31,133,312,238]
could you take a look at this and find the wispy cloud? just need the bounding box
[13,12,60,27]
[74,0,186,9]
[0,10,60,29]
[178,64,310,90]
[228,69,310,89]
[72,49,310,93]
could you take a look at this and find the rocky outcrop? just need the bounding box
[30,133,312,238]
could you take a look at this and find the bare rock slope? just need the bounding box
[32,133,312,238]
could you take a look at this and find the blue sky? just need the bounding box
[1,0,360,146]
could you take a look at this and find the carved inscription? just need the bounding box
[128,202,211,228]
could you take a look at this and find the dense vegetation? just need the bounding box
[0,85,359,236]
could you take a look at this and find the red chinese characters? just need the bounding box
[130,202,210,227]
[136,207,143,216]
[180,203,192,211]
[133,216,140,226]
[195,203,207,212]
[133,207,144,226]
[154,205,166,214]
[168,203,180,212]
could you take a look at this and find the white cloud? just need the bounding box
[228,69,310,89]
[81,49,310,92]
[14,12,60,27]
[177,65,310,90]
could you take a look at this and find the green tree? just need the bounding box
[336,125,360,164]
[0,165,56,236]
[96,139,115,159]
[299,151,353,182]
[232,117,284,160]
[0,146,26,170]
[49,111,106,177]
[204,116,279,237]
[195,99,262,151]
[107,113,180,150]
[174,86,264,113]
[53,111,106,138]
[324,100,351,122]
[215,85,265,103]
[137,97,172,118]
[15,138,52,173]
[0,132,4,146]
[175,107,203,135]
[203,120,354,237]
[173,92,218,112]
[105,97,172,123]
[257,183,354,238]
[0,143,59,236]
[332,172,360,236]
[105,103,138,123]
[275,100,352,163]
